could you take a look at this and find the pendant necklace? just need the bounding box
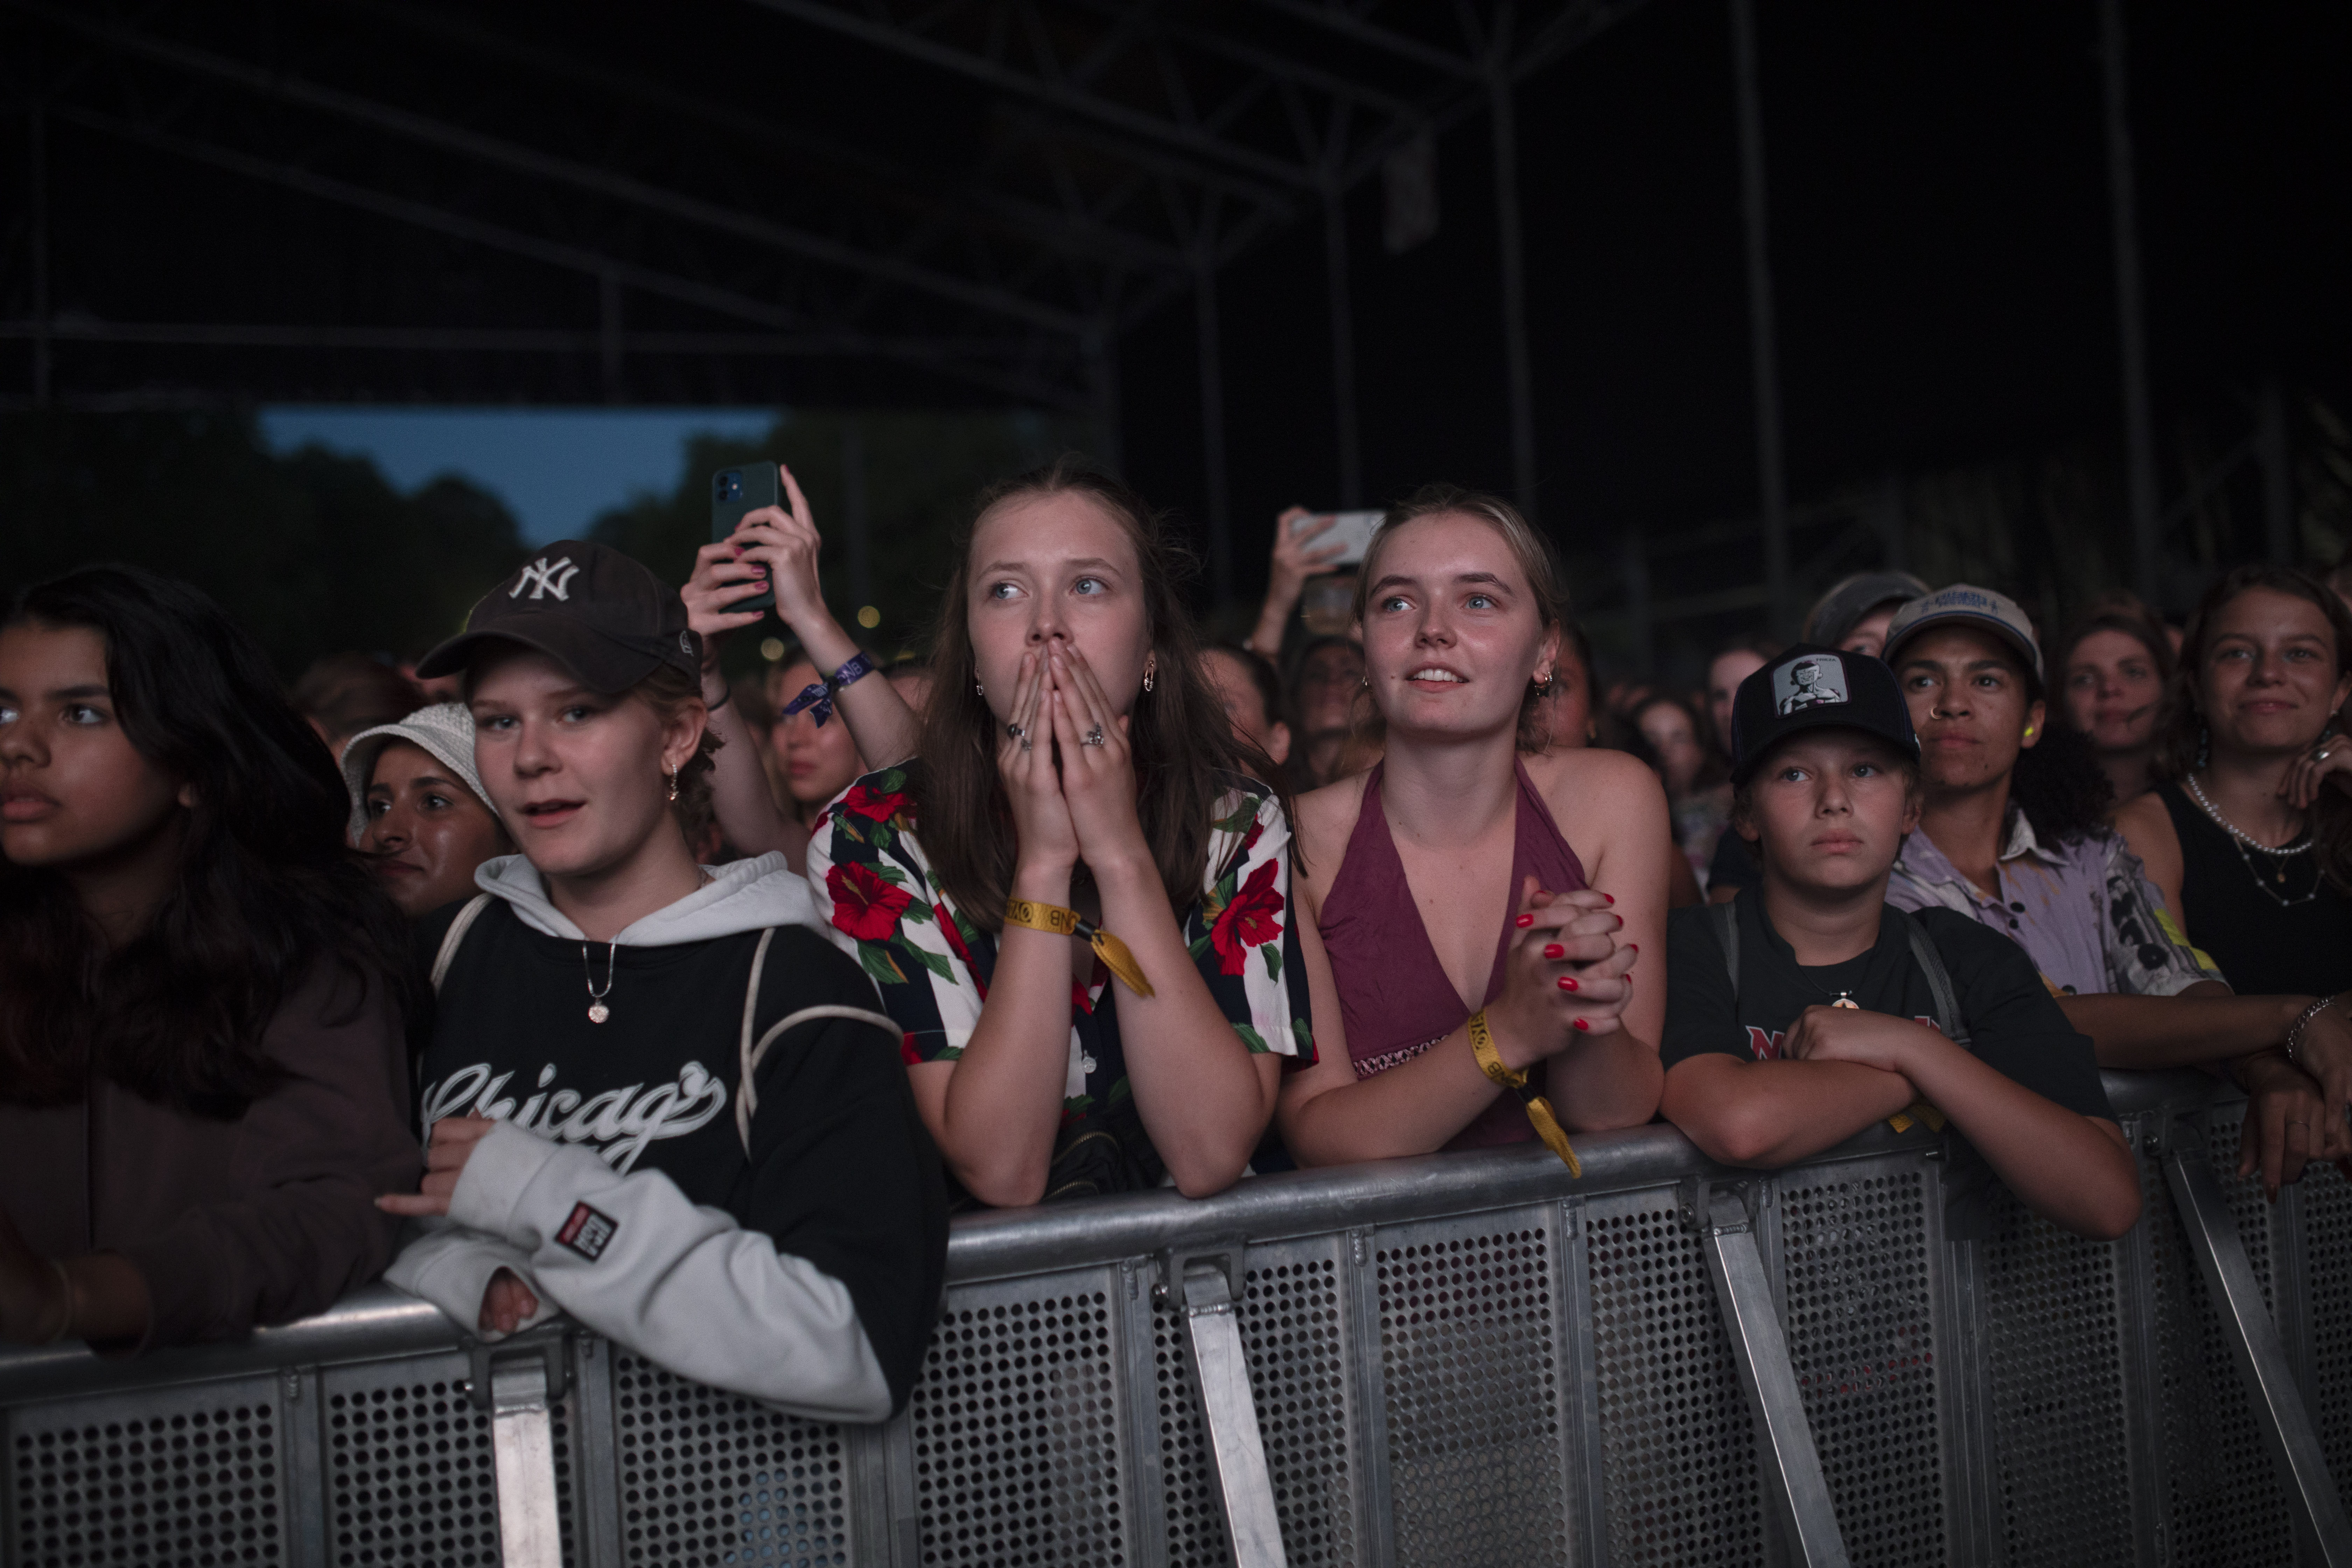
[582,941,618,1023]
[2184,771,2320,909]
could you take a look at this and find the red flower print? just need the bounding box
[899,1034,924,1066]
[1209,858,1284,975]
[837,780,907,822]
[1239,818,1264,857]
[828,861,914,943]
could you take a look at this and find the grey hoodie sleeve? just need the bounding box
[383,1216,557,1342]
[448,1121,891,1423]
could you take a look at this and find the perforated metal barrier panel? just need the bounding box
[7,1078,2348,1568]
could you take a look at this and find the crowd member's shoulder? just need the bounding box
[1524,745,1670,841]
[1907,905,2049,993]
[1287,770,1373,899]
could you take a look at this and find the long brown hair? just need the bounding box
[1,567,414,1115]
[914,457,1280,930]
[2159,565,2352,890]
[1349,483,1573,754]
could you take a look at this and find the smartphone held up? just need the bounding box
[712,462,782,614]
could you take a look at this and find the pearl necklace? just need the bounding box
[2183,772,2321,908]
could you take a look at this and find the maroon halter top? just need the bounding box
[1318,758,1590,1150]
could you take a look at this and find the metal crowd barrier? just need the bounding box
[7,1070,2352,1567]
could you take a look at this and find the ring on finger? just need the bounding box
[1006,722,1027,743]
[1083,725,1106,747]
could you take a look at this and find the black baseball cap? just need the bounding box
[1728,643,1920,785]
[417,541,702,693]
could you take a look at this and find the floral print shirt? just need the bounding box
[804,762,1316,1202]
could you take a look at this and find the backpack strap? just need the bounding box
[1892,908,1972,1046]
[429,894,494,994]
[732,927,903,1154]
[1705,897,1741,1000]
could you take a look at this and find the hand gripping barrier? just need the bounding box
[6,1069,2352,1567]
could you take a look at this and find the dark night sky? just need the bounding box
[1117,0,2352,607]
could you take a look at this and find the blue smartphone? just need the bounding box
[711,462,780,614]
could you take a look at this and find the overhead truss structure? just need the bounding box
[2,3,1642,508]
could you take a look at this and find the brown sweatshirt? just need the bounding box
[0,965,421,1350]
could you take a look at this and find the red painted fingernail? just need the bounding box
[1603,893,1615,905]
[1573,1017,1591,1031]
[1516,913,1535,928]
[1628,943,1638,954]
[1558,975,1580,992]
[1544,943,1565,960]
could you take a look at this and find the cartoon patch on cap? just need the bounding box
[1773,653,1849,715]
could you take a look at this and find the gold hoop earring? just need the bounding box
[666,765,680,804]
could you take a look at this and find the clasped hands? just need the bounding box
[1483,876,1640,1066]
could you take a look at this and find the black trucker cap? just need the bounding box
[417,540,701,693]
[1727,643,1920,785]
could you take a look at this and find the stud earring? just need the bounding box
[666,765,680,804]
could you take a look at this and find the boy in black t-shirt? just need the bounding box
[1659,645,2141,1241]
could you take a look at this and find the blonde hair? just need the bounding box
[1350,483,1574,753]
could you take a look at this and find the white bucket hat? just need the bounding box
[340,703,496,846]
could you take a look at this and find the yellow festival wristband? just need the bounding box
[1003,898,1156,999]
[1466,1010,1582,1178]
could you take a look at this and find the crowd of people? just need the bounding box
[4,456,2348,1435]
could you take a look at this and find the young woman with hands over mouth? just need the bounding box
[805,460,1321,1208]
[377,541,944,1421]
[1278,487,1669,1167]
[682,462,918,868]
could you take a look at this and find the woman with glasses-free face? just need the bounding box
[359,741,511,918]
[770,658,865,826]
[2063,628,2166,802]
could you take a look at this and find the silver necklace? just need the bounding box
[582,942,617,1023]
[2183,772,2321,907]
[575,871,713,1023]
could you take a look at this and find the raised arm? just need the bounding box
[1245,507,1345,660]
[745,464,920,770]
[680,540,808,867]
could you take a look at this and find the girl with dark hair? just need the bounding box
[0,566,419,1350]
[2056,591,2174,803]
[1886,582,2352,1198]
[2114,566,2352,1184]
[1278,485,1669,1166]
[378,540,945,1421]
[803,458,1322,1207]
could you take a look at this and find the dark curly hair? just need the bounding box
[2010,722,2115,846]
[0,567,416,1116]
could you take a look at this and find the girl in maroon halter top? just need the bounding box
[1278,486,1672,1162]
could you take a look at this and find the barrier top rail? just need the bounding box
[0,1066,2224,1410]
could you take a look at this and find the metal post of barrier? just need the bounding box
[2161,1120,2352,1566]
[1684,1176,1853,1568]
[1162,1241,1288,1568]
[475,1341,567,1568]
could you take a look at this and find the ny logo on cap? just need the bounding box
[512,556,581,602]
